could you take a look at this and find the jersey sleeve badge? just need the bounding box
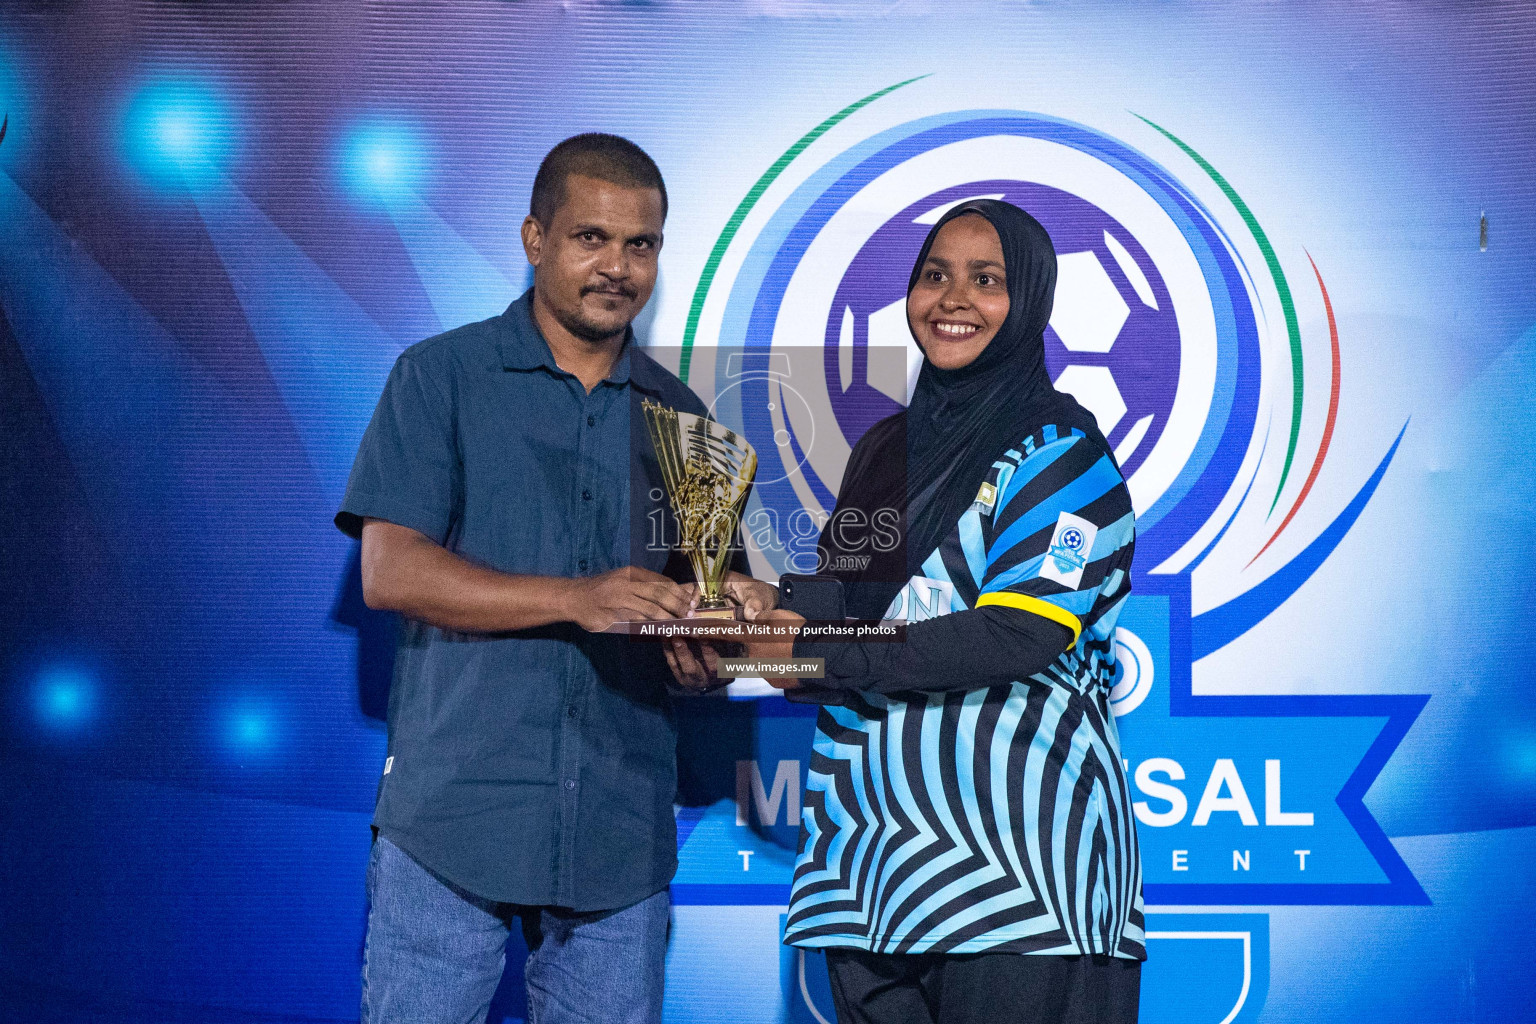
[1040,511,1098,589]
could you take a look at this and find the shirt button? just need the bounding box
[582,489,592,501]
[578,558,589,572]
[567,705,578,719]
[565,779,577,791]
[587,415,596,427]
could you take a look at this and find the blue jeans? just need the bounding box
[361,835,669,1024]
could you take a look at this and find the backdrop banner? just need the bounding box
[1,3,1533,1023]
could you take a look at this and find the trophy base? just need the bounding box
[689,604,741,621]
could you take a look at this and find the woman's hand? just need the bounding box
[727,571,780,620]
[741,608,807,690]
[666,573,779,692]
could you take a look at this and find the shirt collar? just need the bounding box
[499,289,667,396]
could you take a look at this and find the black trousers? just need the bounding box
[824,948,1141,1024]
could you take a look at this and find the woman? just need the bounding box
[747,200,1144,1024]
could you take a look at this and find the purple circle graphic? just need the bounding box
[822,180,1179,477]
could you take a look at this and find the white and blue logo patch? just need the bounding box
[1040,512,1098,589]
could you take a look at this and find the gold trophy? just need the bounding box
[642,399,758,620]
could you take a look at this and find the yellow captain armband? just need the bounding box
[975,592,1083,648]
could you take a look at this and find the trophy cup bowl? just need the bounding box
[642,399,757,621]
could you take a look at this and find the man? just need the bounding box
[337,133,745,1024]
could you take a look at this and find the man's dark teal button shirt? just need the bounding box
[337,291,709,911]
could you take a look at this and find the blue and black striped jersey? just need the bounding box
[783,425,1145,959]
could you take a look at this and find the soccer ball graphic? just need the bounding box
[822,180,1179,479]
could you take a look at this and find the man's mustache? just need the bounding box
[582,283,637,299]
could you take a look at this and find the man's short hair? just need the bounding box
[530,133,668,226]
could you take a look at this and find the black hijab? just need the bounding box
[817,199,1109,620]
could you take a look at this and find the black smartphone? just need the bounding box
[778,573,846,622]
[778,573,849,707]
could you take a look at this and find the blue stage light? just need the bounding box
[221,700,279,755]
[34,666,95,732]
[338,119,431,204]
[122,77,234,187]
[231,711,269,746]
[1513,735,1536,778]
